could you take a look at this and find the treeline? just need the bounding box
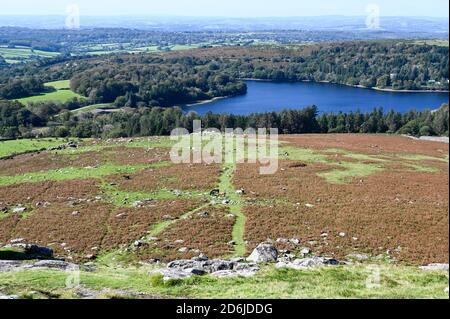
[1,98,447,139]
[69,55,247,106]
[160,42,448,91]
[0,78,49,99]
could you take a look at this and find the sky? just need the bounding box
[0,0,448,17]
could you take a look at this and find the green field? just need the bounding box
[0,46,60,64]
[16,80,85,105]
[0,138,70,159]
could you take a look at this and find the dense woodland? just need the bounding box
[1,41,449,103]
[0,40,449,139]
[1,97,448,139]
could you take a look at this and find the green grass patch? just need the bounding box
[0,46,59,63]
[279,146,329,164]
[398,154,449,163]
[0,138,71,159]
[0,264,447,299]
[16,80,85,105]
[403,163,440,173]
[101,182,206,207]
[0,162,171,186]
[317,162,385,184]
[45,80,71,90]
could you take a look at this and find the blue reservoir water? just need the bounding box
[182,80,449,115]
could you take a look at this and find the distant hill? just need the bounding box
[0,15,448,36]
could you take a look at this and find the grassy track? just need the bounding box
[219,162,246,257]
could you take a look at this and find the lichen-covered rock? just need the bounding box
[246,243,278,263]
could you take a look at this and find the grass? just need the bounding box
[0,46,59,64]
[0,264,447,299]
[398,154,449,163]
[219,162,246,257]
[52,137,175,156]
[279,146,329,164]
[101,182,206,207]
[16,80,85,105]
[317,162,385,184]
[0,162,172,186]
[324,148,390,163]
[404,163,440,173]
[0,138,71,159]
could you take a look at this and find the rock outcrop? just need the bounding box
[151,255,260,281]
[246,243,278,263]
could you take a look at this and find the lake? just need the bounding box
[182,80,449,115]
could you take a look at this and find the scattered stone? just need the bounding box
[222,200,230,205]
[305,204,314,208]
[419,263,449,271]
[445,287,449,294]
[152,268,193,281]
[0,260,24,272]
[12,206,26,214]
[29,260,78,271]
[185,268,206,276]
[162,215,175,220]
[10,238,25,244]
[72,211,80,216]
[171,189,183,197]
[131,201,144,208]
[115,213,127,218]
[246,243,278,263]
[197,211,209,218]
[276,257,339,270]
[235,189,245,195]
[178,247,188,253]
[152,258,261,281]
[321,233,328,238]
[225,214,235,219]
[192,254,209,262]
[85,254,96,260]
[174,240,185,244]
[346,253,369,261]
[209,189,220,197]
[228,240,236,246]
[210,269,257,278]
[339,232,346,237]
[0,292,19,299]
[300,248,311,256]
[276,238,289,244]
[133,240,145,248]
[289,238,300,245]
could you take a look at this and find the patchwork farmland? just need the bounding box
[0,135,448,298]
